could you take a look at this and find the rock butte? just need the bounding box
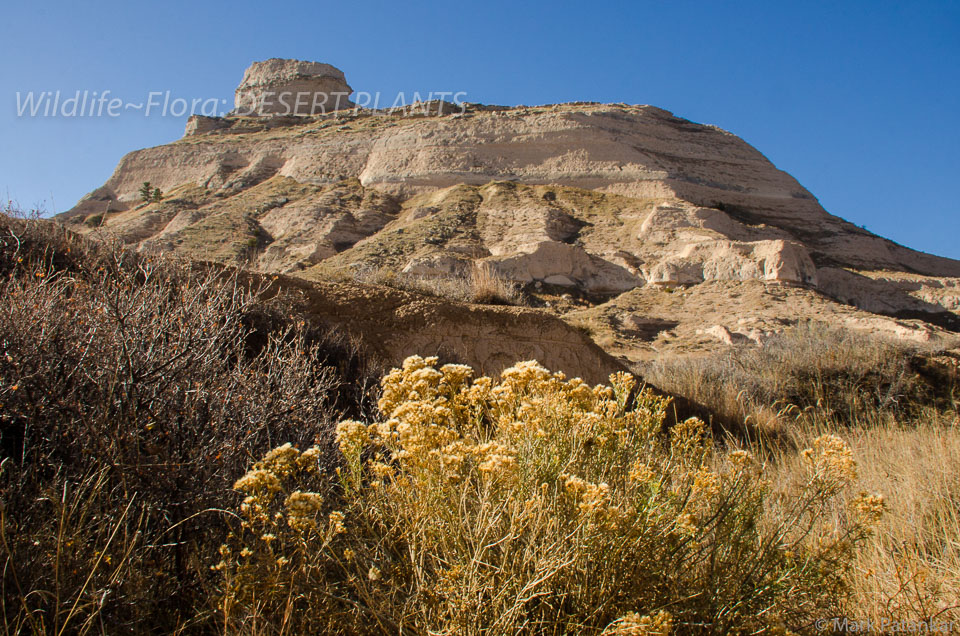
[234,58,354,116]
[63,59,960,368]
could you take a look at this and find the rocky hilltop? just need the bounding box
[64,59,960,365]
[233,58,354,116]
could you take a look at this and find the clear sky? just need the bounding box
[2,0,958,258]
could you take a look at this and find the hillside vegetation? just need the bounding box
[1,214,958,634]
[0,214,378,633]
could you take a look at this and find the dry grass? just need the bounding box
[814,418,960,625]
[640,323,960,626]
[467,262,523,305]
[752,416,960,628]
[638,322,958,439]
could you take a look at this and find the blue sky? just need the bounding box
[2,0,958,258]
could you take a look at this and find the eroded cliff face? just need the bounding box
[67,99,960,279]
[63,60,960,358]
[233,58,354,115]
[265,274,627,385]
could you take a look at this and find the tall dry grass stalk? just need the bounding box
[643,323,960,625]
[814,416,959,624]
[467,262,521,305]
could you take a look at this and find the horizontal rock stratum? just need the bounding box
[63,59,960,361]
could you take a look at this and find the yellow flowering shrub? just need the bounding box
[220,356,883,634]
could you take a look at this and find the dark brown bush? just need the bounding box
[0,214,378,634]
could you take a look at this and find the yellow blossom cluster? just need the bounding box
[850,491,886,524]
[670,417,710,464]
[235,443,323,493]
[328,510,347,535]
[727,449,756,472]
[335,421,369,457]
[690,467,722,504]
[285,491,324,530]
[628,461,656,485]
[297,446,321,472]
[438,363,474,389]
[234,469,281,496]
[475,441,517,476]
[258,443,301,477]
[562,473,613,515]
[603,610,673,635]
[377,355,445,416]
[337,356,684,501]
[801,434,858,486]
[609,371,637,408]
[231,443,327,536]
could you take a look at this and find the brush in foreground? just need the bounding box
[221,356,883,634]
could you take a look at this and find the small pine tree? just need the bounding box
[139,182,153,203]
[152,187,162,202]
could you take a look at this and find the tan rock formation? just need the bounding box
[184,115,229,136]
[489,242,642,293]
[233,59,354,116]
[59,61,960,359]
[570,279,954,362]
[269,274,626,385]
[64,101,960,280]
[647,239,818,287]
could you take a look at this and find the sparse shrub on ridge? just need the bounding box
[221,356,883,634]
[467,261,522,305]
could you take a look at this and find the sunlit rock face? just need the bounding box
[233,59,354,116]
[61,59,960,352]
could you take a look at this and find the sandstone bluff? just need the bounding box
[233,58,354,116]
[64,59,960,370]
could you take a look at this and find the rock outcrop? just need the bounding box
[233,59,354,116]
[267,274,627,385]
[64,99,960,278]
[60,59,960,357]
[647,239,818,287]
[184,115,229,136]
